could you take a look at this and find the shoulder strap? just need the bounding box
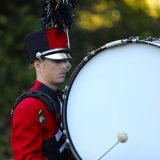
[11,91,61,125]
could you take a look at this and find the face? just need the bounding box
[35,58,71,89]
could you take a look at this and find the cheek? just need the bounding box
[45,66,57,78]
[45,66,54,74]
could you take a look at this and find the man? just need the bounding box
[11,26,74,160]
[11,0,77,159]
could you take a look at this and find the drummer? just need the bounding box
[11,1,76,159]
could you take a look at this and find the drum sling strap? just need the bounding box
[11,91,61,126]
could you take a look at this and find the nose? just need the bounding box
[61,61,72,72]
[66,61,72,72]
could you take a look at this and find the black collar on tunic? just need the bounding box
[36,83,62,100]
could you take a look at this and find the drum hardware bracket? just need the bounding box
[83,51,96,62]
[83,51,94,62]
[66,138,70,144]
[128,36,142,43]
[128,36,160,44]
[83,56,89,61]
[63,130,70,143]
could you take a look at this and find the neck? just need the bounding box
[45,83,58,91]
[37,78,58,91]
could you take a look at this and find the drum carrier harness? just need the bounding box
[11,90,62,126]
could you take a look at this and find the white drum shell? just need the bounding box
[64,41,160,160]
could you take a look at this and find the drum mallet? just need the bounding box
[97,132,128,160]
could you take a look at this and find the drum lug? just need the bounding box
[128,36,142,42]
[66,138,70,144]
[63,130,67,135]
[63,130,70,143]
[83,56,89,61]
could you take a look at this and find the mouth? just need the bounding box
[59,72,67,78]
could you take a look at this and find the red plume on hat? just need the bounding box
[25,0,76,63]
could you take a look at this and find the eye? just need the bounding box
[45,58,71,64]
[54,60,68,63]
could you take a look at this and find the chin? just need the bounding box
[56,79,65,84]
[53,77,66,86]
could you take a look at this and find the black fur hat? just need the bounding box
[25,0,76,63]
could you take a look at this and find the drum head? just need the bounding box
[63,40,160,160]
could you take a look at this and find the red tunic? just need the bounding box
[11,80,67,160]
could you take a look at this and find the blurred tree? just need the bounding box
[0,1,40,159]
[0,0,160,159]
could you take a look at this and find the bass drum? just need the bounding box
[63,38,160,160]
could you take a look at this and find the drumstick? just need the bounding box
[97,132,128,160]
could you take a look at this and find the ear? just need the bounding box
[33,60,42,73]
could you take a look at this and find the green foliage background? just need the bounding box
[0,0,160,159]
